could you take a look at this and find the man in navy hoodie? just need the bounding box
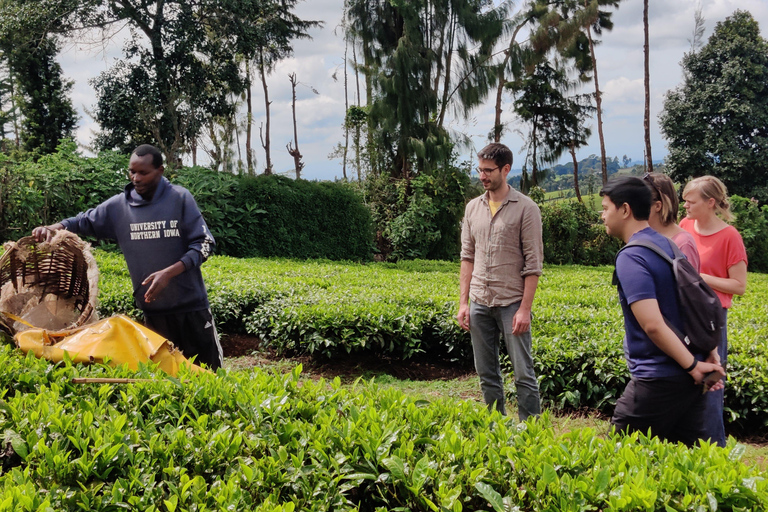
[33,144,223,370]
[600,176,723,445]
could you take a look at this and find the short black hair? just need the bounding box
[477,143,513,169]
[599,176,652,221]
[132,144,164,169]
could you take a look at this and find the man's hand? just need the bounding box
[457,304,470,331]
[142,261,186,303]
[31,223,64,242]
[512,307,531,335]
[689,361,726,392]
[142,269,173,303]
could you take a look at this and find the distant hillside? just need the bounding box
[507,155,664,193]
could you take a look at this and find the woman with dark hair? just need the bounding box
[643,172,700,271]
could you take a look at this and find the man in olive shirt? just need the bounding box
[457,143,543,420]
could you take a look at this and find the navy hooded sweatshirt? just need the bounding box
[61,177,215,314]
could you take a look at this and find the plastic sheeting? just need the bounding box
[15,315,209,377]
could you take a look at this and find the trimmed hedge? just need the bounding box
[94,253,768,436]
[230,174,373,260]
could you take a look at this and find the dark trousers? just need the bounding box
[144,308,223,370]
[702,308,728,447]
[611,375,706,447]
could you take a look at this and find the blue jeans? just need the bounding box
[469,301,541,420]
[703,308,728,447]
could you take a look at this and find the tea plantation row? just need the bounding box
[1,346,766,511]
[94,253,768,435]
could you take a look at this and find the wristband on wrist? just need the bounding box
[683,359,698,372]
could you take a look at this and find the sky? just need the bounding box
[58,0,768,181]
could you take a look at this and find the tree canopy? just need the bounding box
[660,10,768,203]
[0,0,317,166]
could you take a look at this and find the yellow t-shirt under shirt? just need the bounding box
[489,200,502,217]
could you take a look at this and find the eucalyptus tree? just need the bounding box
[642,0,652,172]
[232,0,321,175]
[511,58,593,194]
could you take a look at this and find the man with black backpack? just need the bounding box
[600,176,724,446]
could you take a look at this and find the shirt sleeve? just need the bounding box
[178,191,216,270]
[724,227,748,269]
[459,207,475,262]
[60,200,117,240]
[616,248,657,305]
[520,202,543,277]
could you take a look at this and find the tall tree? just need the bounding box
[346,0,508,179]
[528,0,621,185]
[511,58,593,192]
[235,0,321,175]
[0,0,317,167]
[660,10,768,204]
[642,0,653,172]
[0,37,77,154]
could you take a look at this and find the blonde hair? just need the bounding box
[644,173,679,226]
[683,176,734,222]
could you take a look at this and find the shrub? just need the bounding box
[94,253,768,434]
[0,344,765,511]
[730,195,768,273]
[540,201,621,265]
[231,174,373,261]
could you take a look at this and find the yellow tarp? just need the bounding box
[15,315,209,377]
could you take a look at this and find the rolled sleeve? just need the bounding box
[519,203,544,277]
[460,214,475,262]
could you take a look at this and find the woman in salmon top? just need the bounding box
[680,176,748,447]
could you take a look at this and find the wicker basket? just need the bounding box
[0,231,99,335]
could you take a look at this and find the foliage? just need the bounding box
[0,146,373,261]
[0,0,317,166]
[540,200,621,265]
[0,344,765,511]
[730,195,768,273]
[511,59,594,190]
[231,174,373,260]
[385,163,470,261]
[660,10,768,204]
[0,141,126,241]
[95,252,768,434]
[346,0,508,179]
[0,36,77,154]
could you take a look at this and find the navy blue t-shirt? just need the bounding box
[615,227,695,378]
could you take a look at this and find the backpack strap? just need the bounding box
[611,237,689,346]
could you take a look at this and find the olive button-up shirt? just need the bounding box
[460,186,544,307]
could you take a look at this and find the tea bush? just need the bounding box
[0,345,765,511]
[94,253,768,434]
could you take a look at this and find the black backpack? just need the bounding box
[613,238,724,354]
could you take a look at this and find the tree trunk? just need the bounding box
[586,19,608,185]
[571,144,582,203]
[287,73,303,179]
[437,14,456,130]
[342,40,349,180]
[352,44,362,181]
[492,23,526,143]
[643,0,654,173]
[493,50,509,143]
[258,51,273,175]
[246,61,254,175]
